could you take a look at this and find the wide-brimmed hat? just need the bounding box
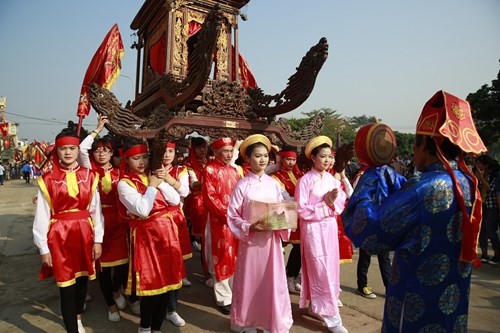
[239,134,271,157]
[304,135,332,159]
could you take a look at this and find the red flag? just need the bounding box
[77,24,125,118]
[0,122,9,137]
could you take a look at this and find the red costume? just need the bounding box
[168,165,193,260]
[121,173,183,296]
[185,159,207,237]
[271,168,303,243]
[37,166,99,286]
[94,164,128,267]
[202,158,240,281]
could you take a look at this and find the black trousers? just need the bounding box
[140,293,169,330]
[166,289,178,313]
[286,243,302,278]
[59,276,88,333]
[97,264,128,307]
[356,248,391,290]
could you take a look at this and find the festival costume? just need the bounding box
[185,158,207,237]
[272,167,303,244]
[167,165,193,260]
[295,168,347,326]
[80,135,128,267]
[33,165,103,287]
[202,158,240,282]
[228,172,293,333]
[342,90,487,332]
[118,173,183,296]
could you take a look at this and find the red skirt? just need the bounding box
[43,215,95,287]
[99,206,129,267]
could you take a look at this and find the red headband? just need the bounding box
[55,136,80,147]
[166,142,176,149]
[97,141,112,150]
[124,144,148,157]
[279,151,297,158]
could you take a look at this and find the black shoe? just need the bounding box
[488,256,500,265]
[480,254,490,263]
[218,304,231,315]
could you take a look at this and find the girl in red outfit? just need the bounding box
[33,127,103,333]
[117,138,183,333]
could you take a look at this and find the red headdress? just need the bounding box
[416,90,487,263]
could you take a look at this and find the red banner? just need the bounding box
[77,24,125,118]
[0,122,9,137]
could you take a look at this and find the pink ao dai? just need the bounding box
[294,169,347,318]
[227,172,293,333]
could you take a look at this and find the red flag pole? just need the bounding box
[77,115,83,137]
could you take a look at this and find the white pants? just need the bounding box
[205,216,233,306]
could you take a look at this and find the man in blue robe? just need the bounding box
[342,90,487,333]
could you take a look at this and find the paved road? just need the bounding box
[0,179,498,333]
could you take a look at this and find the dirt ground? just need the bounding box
[0,179,499,333]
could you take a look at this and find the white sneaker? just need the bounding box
[77,319,86,333]
[192,241,202,251]
[182,277,192,287]
[114,294,126,310]
[166,311,186,327]
[138,327,151,333]
[130,300,141,314]
[108,310,120,322]
[337,299,343,308]
[329,325,348,333]
[85,293,92,302]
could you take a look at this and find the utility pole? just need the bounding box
[0,96,6,123]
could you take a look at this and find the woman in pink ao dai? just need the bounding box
[227,134,293,333]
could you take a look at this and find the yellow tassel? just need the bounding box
[66,171,79,198]
[102,171,112,194]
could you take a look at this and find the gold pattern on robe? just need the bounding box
[66,171,79,198]
[101,171,112,194]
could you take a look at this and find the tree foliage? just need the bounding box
[467,59,500,149]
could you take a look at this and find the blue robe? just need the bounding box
[342,163,473,333]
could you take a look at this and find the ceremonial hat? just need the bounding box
[239,134,271,157]
[211,137,234,150]
[416,90,486,154]
[304,135,332,159]
[416,90,487,263]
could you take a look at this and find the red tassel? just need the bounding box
[473,257,482,269]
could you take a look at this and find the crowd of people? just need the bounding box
[29,90,499,333]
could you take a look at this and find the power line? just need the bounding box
[5,111,68,124]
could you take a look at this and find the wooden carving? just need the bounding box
[248,37,329,119]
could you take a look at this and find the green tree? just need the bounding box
[394,131,415,158]
[467,59,500,149]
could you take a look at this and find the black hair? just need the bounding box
[191,137,207,148]
[415,135,461,160]
[476,154,500,173]
[245,142,269,158]
[122,137,147,153]
[55,125,79,141]
[91,134,114,152]
[310,143,331,157]
[281,145,298,154]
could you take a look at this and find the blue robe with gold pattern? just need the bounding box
[342,163,473,333]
